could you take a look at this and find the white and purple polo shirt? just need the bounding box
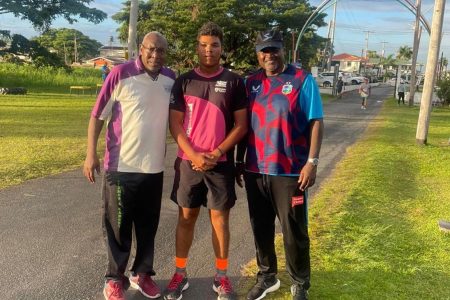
[92,57,176,173]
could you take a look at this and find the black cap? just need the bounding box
[255,29,283,52]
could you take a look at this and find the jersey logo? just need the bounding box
[282,82,293,95]
[262,33,272,41]
[251,84,261,94]
[215,81,227,93]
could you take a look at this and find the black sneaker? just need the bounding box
[291,284,309,300]
[163,273,189,300]
[246,276,280,300]
[438,220,450,233]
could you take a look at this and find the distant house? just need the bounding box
[85,56,127,68]
[99,46,126,58]
[331,53,368,73]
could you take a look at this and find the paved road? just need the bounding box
[0,85,392,300]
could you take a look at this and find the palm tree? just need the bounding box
[380,54,397,80]
[397,45,413,61]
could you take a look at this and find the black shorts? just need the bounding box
[170,157,236,210]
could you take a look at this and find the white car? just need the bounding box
[315,73,334,87]
[346,74,366,85]
[315,72,366,87]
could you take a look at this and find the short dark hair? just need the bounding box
[197,21,223,43]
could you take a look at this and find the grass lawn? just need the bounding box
[0,92,97,189]
[238,99,450,299]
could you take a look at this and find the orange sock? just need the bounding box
[216,258,228,276]
[175,257,187,272]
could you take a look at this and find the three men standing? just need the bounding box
[84,25,323,300]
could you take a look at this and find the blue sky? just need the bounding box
[1,0,449,66]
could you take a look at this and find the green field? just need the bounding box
[0,63,104,188]
[0,92,96,188]
[238,101,450,299]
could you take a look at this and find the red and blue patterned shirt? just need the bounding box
[244,64,323,176]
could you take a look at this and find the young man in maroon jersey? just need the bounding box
[163,22,247,300]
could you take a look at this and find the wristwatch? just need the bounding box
[307,158,319,166]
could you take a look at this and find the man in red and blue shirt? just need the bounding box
[237,29,324,300]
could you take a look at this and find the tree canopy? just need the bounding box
[0,0,107,32]
[397,45,413,61]
[0,30,64,67]
[113,0,327,71]
[34,28,102,64]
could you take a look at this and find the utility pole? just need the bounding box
[416,0,446,145]
[291,30,296,63]
[438,51,444,80]
[63,41,67,65]
[74,33,77,64]
[380,41,388,78]
[380,41,388,58]
[327,1,337,70]
[363,30,373,74]
[128,0,138,60]
[363,31,373,58]
[409,0,422,106]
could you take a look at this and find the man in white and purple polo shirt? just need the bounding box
[83,32,175,300]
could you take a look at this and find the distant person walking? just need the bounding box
[397,80,407,105]
[336,76,344,99]
[101,63,110,81]
[83,32,175,300]
[358,78,371,110]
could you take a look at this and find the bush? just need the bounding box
[436,78,450,105]
[0,62,101,91]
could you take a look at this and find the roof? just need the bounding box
[332,53,367,62]
[99,46,125,50]
[86,56,127,64]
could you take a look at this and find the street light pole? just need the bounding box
[416,0,446,145]
[127,0,138,60]
[409,0,422,106]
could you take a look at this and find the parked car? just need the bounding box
[314,71,367,87]
[346,74,366,85]
[315,73,334,87]
[387,78,397,86]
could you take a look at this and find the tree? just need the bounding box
[112,0,153,48]
[397,45,413,61]
[367,50,380,59]
[0,30,10,48]
[1,32,64,67]
[436,77,450,105]
[34,28,102,64]
[0,0,107,32]
[113,0,327,71]
[379,54,397,79]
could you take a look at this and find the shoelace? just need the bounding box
[218,276,232,293]
[109,281,123,297]
[168,273,184,290]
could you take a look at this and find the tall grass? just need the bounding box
[0,63,101,92]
